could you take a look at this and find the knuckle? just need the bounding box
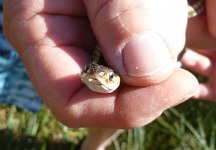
[118,112,162,128]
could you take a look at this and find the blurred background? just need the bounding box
[1,1,216,150]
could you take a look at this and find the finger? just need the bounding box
[3,0,96,53]
[83,0,188,86]
[3,0,95,105]
[53,68,198,128]
[180,49,213,77]
[186,1,216,49]
[193,83,214,100]
[3,0,86,16]
[206,0,216,39]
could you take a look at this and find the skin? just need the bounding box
[3,0,216,149]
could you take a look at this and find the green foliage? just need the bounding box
[0,104,87,150]
[1,100,216,150]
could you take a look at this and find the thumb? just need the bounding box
[84,0,188,86]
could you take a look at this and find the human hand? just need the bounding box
[182,0,216,101]
[181,49,216,101]
[3,0,198,128]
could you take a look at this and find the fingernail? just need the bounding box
[122,31,173,77]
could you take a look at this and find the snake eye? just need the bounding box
[109,73,114,79]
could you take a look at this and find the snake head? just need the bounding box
[80,62,120,93]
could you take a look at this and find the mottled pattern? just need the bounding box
[80,62,120,93]
[0,1,42,113]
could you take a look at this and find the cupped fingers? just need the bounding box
[180,49,216,101]
[180,49,213,77]
[193,83,215,100]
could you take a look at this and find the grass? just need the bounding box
[0,104,87,150]
[1,99,216,150]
